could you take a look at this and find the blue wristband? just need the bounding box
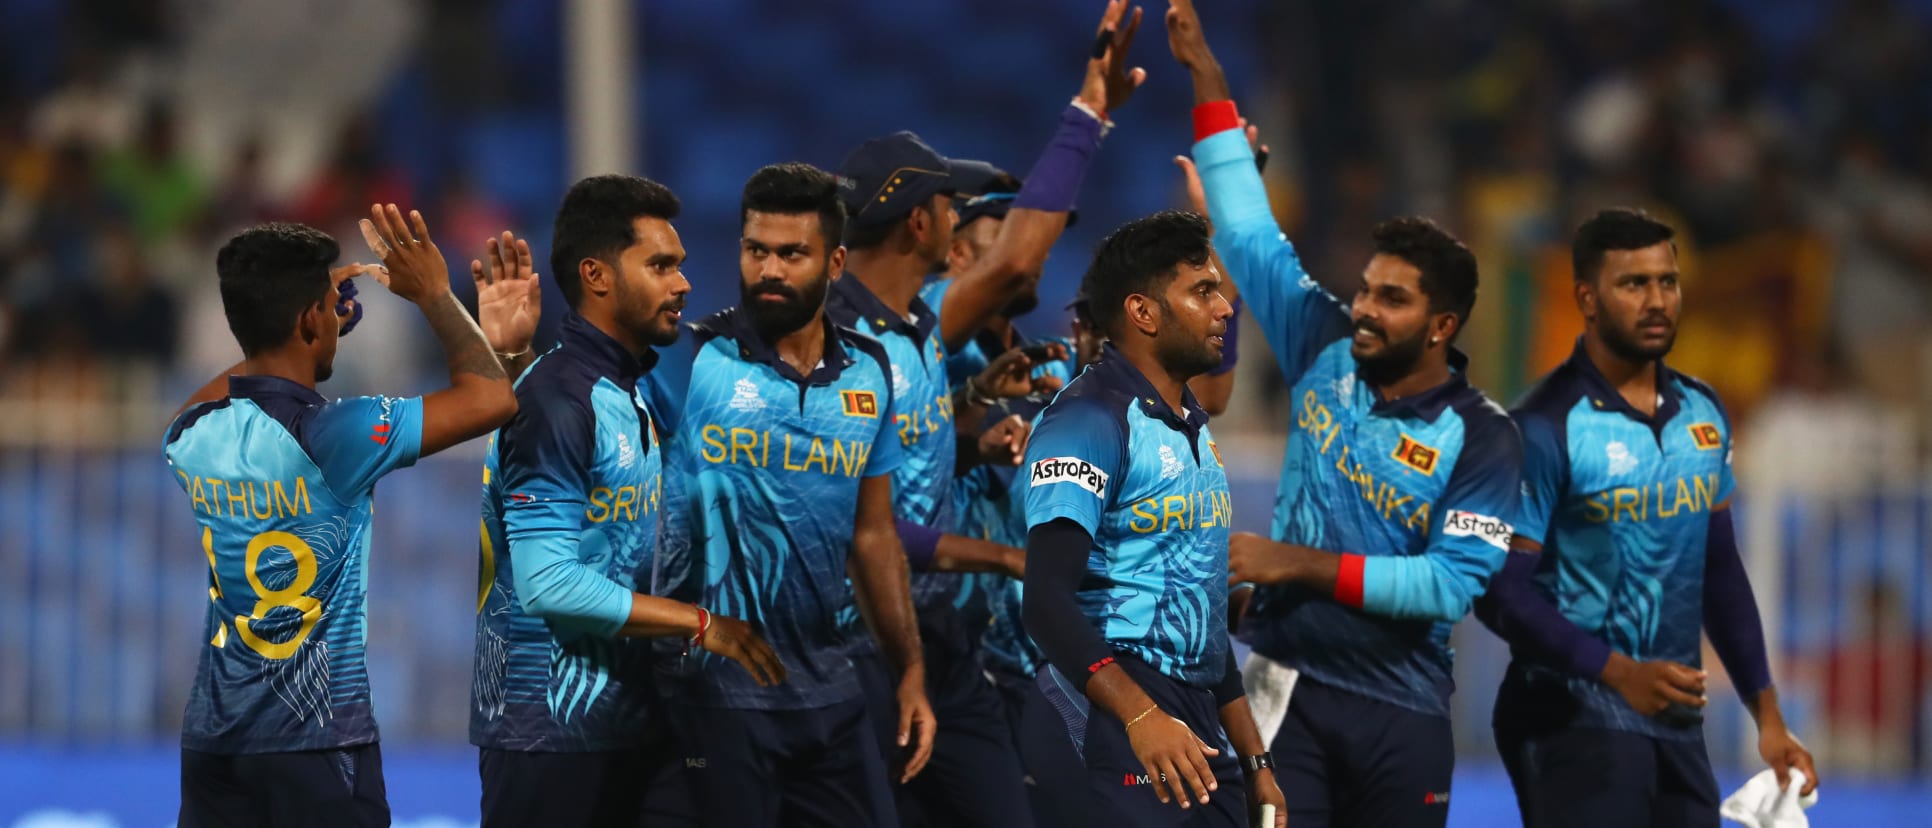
[1012,104,1105,214]
[336,277,364,336]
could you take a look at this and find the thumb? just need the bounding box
[898,705,913,747]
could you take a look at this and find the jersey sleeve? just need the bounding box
[918,278,953,320]
[1193,126,1354,386]
[1358,411,1523,622]
[305,395,425,497]
[1511,411,1568,546]
[1021,395,1125,535]
[498,390,632,637]
[865,364,909,480]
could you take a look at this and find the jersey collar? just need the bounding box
[1564,336,1683,428]
[1093,344,1210,434]
[722,307,857,386]
[561,311,659,381]
[227,374,326,406]
[829,273,939,345]
[1368,347,1471,423]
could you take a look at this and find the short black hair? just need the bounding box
[1079,211,1212,340]
[1572,207,1676,282]
[550,175,682,309]
[741,162,847,248]
[1371,216,1478,335]
[215,223,338,356]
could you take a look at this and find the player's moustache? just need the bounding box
[749,283,799,303]
[1354,318,1386,342]
[660,296,687,314]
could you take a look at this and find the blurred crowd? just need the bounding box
[3,0,1931,459]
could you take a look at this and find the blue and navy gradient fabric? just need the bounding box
[1508,340,1736,740]
[653,308,905,710]
[165,375,423,753]
[471,312,666,752]
[1197,124,1521,717]
[1022,348,1232,687]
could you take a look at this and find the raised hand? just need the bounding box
[1165,0,1231,102]
[701,614,788,688]
[1078,0,1147,117]
[360,204,451,305]
[1127,708,1221,810]
[974,342,1070,399]
[1176,118,1268,218]
[472,230,542,356]
[330,263,385,336]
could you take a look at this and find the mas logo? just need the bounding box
[841,389,879,418]
[1688,422,1722,451]
[1391,434,1440,476]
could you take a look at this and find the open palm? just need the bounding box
[472,230,541,354]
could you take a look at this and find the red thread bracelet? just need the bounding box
[1088,656,1116,674]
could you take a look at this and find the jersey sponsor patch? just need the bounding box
[1391,434,1440,476]
[1030,455,1109,498]
[1442,509,1511,551]
[841,389,879,418]
[1688,422,1722,451]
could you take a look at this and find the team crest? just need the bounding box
[1391,434,1440,476]
[1689,422,1722,450]
[1208,440,1223,467]
[841,389,879,418]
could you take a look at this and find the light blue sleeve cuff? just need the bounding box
[1194,129,1274,231]
[1359,554,1472,623]
[511,533,634,637]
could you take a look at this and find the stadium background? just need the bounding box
[3,0,1931,824]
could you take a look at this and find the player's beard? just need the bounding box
[1154,300,1224,378]
[1598,300,1676,362]
[616,276,685,348]
[1352,318,1428,387]
[743,265,830,342]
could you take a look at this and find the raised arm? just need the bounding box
[360,204,516,457]
[938,0,1147,349]
[472,230,543,382]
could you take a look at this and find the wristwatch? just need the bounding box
[1240,751,1275,773]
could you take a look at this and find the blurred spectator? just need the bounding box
[289,114,413,234]
[99,101,207,247]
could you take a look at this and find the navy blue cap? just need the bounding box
[836,132,957,228]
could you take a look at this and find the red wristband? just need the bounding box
[1192,100,1241,142]
[1088,656,1116,674]
[1335,554,1366,608]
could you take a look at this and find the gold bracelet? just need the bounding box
[1124,704,1160,730]
[495,347,532,361]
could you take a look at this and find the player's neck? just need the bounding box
[768,313,828,378]
[984,313,1014,348]
[1116,342,1190,417]
[844,248,927,318]
[1583,333,1660,415]
[1369,355,1452,404]
[240,350,318,391]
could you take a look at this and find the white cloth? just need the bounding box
[1721,768,1819,828]
[1241,651,1299,747]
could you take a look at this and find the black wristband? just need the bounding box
[1240,752,1275,773]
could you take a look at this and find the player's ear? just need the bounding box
[580,257,610,299]
[297,300,324,345]
[1124,293,1159,337]
[947,235,973,272]
[1432,311,1459,347]
[1573,278,1595,322]
[828,245,847,276]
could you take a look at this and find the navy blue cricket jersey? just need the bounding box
[1510,340,1736,740]
[471,313,666,752]
[653,308,906,709]
[1022,348,1233,687]
[1197,124,1523,717]
[826,276,966,617]
[165,375,424,753]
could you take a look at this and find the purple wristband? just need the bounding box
[1209,297,1243,376]
[1012,105,1105,214]
[336,277,364,336]
[896,518,943,571]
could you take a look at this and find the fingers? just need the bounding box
[471,259,488,289]
[1117,5,1143,49]
[384,204,413,246]
[1661,663,1708,696]
[901,707,936,782]
[1129,66,1148,88]
[407,208,432,245]
[1157,759,1191,806]
[513,236,535,278]
[1098,0,1125,34]
[359,217,392,260]
[756,641,788,685]
[1657,683,1705,709]
[1793,747,1818,796]
[1175,744,1215,807]
[1770,750,1792,791]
